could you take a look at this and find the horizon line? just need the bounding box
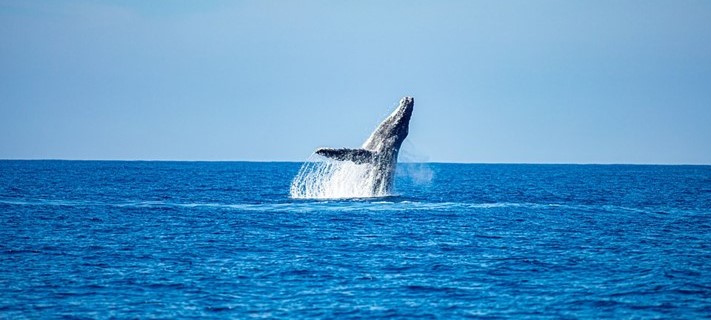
[1,158,710,166]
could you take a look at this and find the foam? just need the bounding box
[290,156,390,199]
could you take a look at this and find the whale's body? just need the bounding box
[315,96,414,194]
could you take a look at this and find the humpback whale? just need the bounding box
[314,96,414,195]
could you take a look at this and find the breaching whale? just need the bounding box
[314,96,414,195]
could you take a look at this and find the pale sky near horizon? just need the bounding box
[1,1,710,163]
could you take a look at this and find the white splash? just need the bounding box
[397,141,434,185]
[397,162,434,185]
[290,155,389,199]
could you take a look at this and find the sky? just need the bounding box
[1,1,710,164]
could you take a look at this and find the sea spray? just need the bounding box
[397,162,434,185]
[397,142,435,186]
[290,155,391,199]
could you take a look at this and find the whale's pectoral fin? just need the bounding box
[315,148,374,164]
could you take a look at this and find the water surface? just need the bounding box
[1,161,709,318]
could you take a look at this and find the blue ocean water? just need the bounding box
[1,161,709,318]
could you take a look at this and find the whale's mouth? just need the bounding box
[391,96,413,137]
[401,96,414,107]
[399,97,414,114]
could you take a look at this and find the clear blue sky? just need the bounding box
[1,1,710,163]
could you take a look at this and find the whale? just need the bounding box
[314,96,414,194]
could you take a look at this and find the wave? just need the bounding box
[0,198,678,215]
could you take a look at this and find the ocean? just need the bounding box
[1,160,709,318]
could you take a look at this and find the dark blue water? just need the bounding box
[1,161,709,318]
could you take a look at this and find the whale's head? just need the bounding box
[392,96,414,139]
[362,96,414,152]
